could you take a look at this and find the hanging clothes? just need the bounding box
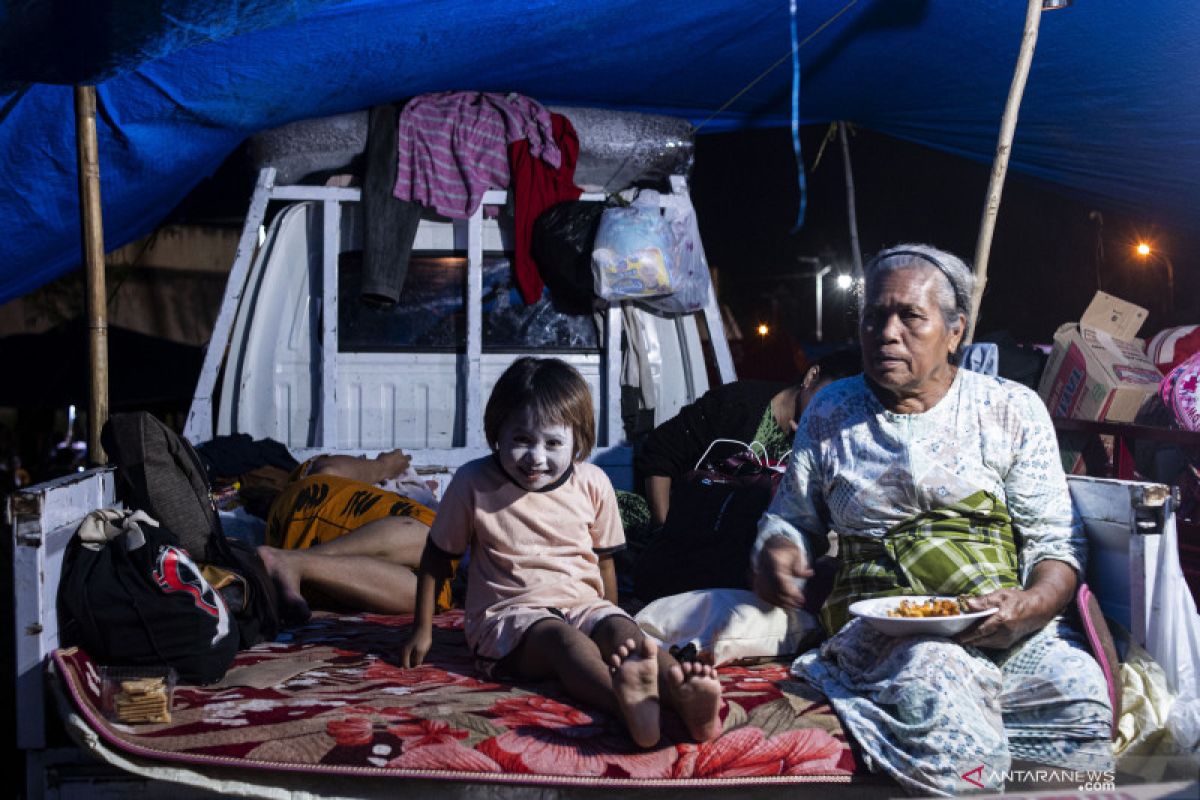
[393,91,559,220]
[362,101,423,305]
[509,112,582,304]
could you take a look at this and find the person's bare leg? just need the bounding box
[257,546,418,618]
[505,619,661,748]
[593,616,721,743]
[256,545,311,623]
[302,516,428,566]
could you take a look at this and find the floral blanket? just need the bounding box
[52,610,857,788]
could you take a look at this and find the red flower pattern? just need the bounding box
[488,694,597,729]
[364,660,493,691]
[387,717,469,748]
[326,704,423,747]
[387,742,502,772]
[671,726,848,778]
[480,694,677,776]
[479,728,678,777]
[326,712,375,747]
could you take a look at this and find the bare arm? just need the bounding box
[956,559,1077,649]
[399,542,455,667]
[310,448,411,484]
[644,475,672,527]
[599,555,619,604]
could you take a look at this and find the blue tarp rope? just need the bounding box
[790,0,807,231]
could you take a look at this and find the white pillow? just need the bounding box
[634,589,819,667]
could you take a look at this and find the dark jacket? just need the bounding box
[635,380,786,483]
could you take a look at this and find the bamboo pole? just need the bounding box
[966,0,1044,344]
[74,85,109,464]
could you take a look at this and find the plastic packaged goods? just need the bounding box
[99,666,176,725]
[591,196,675,301]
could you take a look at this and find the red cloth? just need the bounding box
[509,113,582,304]
[1148,325,1200,374]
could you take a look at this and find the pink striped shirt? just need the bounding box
[394,91,560,219]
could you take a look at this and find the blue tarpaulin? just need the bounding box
[0,0,1196,305]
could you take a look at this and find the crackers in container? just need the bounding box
[99,667,176,724]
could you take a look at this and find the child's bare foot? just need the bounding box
[667,661,722,742]
[609,637,661,748]
[256,545,311,624]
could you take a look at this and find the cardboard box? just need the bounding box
[1037,291,1161,422]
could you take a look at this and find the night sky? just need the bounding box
[691,126,1198,380]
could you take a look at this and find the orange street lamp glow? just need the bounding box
[1133,242,1175,317]
[757,323,769,337]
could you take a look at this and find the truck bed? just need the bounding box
[14,467,1190,798]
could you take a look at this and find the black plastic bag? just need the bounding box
[531,201,609,315]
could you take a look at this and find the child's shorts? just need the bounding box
[471,599,630,679]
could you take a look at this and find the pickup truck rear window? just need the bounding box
[338,252,600,352]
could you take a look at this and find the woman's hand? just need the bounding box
[753,536,814,609]
[400,625,433,668]
[954,588,1055,649]
[955,560,1077,649]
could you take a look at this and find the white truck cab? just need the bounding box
[183,168,736,489]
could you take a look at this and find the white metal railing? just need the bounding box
[185,170,735,449]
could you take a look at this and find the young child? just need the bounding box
[400,357,722,748]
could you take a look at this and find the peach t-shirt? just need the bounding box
[428,455,625,636]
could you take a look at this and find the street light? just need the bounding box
[835,274,853,290]
[1133,241,1175,317]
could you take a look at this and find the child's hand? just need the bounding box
[400,626,433,668]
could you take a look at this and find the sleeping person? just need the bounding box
[258,448,454,621]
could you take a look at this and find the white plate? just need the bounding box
[849,595,997,637]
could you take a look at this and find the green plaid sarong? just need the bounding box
[820,490,1021,634]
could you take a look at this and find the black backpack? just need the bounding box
[101,413,280,647]
[59,514,240,685]
[634,448,786,603]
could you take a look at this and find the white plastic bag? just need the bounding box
[378,467,440,510]
[638,201,710,314]
[1144,506,1200,764]
[591,194,675,301]
[1145,511,1200,697]
[590,189,714,312]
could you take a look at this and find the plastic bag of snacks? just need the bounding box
[591,194,674,301]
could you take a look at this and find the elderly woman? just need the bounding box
[752,245,1112,795]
